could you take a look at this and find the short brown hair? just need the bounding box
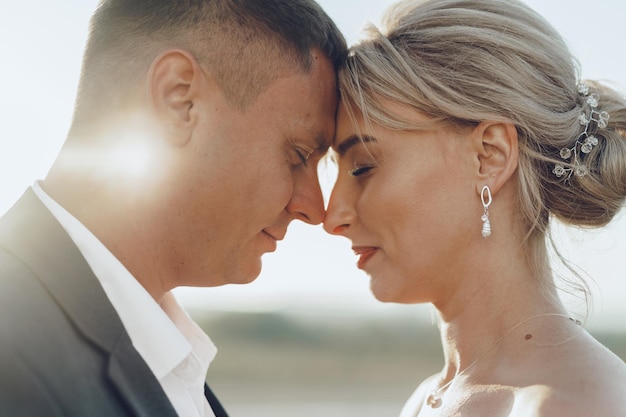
[72,0,347,127]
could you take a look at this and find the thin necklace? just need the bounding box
[425,313,582,409]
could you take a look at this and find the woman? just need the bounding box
[323,0,626,415]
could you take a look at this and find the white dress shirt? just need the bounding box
[33,182,217,417]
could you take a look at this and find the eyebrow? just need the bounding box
[336,134,377,156]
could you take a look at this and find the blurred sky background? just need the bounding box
[1,0,625,332]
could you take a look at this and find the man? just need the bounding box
[0,1,346,416]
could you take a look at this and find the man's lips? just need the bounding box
[262,230,284,241]
[352,246,379,269]
[260,230,280,252]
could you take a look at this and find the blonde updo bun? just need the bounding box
[339,0,626,238]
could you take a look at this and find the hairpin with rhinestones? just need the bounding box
[553,83,610,180]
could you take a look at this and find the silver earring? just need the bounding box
[481,185,492,238]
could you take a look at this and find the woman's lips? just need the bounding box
[352,246,378,269]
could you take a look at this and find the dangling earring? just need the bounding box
[481,185,492,238]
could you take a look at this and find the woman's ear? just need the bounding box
[146,49,203,146]
[471,121,519,195]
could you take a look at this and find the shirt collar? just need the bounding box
[31,181,213,379]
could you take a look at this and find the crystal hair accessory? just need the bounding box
[553,83,610,180]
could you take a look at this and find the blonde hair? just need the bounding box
[341,0,626,237]
[340,0,626,302]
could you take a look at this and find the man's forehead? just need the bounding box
[314,128,334,152]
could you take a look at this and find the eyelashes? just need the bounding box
[349,165,374,177]
[294,147,313,167]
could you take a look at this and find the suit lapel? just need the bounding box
[0,190,119,351]
[0,189,177,417]
[108,330,178,417]
[205,383,229,417]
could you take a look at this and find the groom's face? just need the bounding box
[170,49,337,287]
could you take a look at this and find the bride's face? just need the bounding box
[324,103,479,304]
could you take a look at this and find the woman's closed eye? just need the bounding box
[349,165,374,177]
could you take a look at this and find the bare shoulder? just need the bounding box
[513,381,626,417]
[513,332,626,417]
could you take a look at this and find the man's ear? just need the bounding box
[472,121,519,195]
[146,49,204,146]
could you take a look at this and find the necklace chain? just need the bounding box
[425,313,582,409]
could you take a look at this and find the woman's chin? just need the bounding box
[370,279,424,305]
[370,280,402,303]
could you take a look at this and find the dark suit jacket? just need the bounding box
[0,189,228,417]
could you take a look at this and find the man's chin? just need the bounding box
[229,259,263,285]
[189,257,264,287]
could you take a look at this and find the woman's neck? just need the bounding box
[433,239,565,382]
